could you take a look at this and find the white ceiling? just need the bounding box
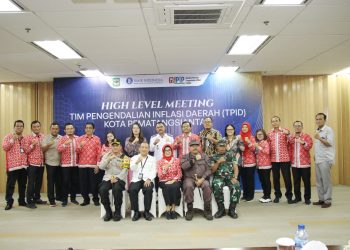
[0,0,350,82]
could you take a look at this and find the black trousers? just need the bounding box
[26,165,44,203]
[62,167,79,202]
[129,180,154,212]
[99,180,125,211]
[46,164,62,202]
[258,168,271,198]
[237,165,244,197]
[159,181,181,206]
[292,167,311,201]
[272,162,293,200]
[240,166,256,200]
[5,168,27,205]
[79,168,99,202]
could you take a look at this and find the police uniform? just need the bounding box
[211,139,241,218]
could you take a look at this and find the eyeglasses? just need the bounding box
[226,129,234,131]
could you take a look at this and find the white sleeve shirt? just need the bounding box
[130,154,157,183]
[315,125,335,164]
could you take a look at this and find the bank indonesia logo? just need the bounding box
[111,77,120,87]
[126,77,133,84]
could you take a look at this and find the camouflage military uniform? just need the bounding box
[211,151,241,204]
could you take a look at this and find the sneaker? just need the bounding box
[264,198,272,203]
[259,197,266,203]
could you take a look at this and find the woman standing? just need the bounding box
[254,129,272,203]
[240,122,256,202]
[124,122,147,157]
[224,124,245,169]
[101,131,117,156]
[157,145,182,220]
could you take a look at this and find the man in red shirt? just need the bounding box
[267,116,294,204]
[76,122,101,206]
[23,120,46,208]
[2,120,28,210]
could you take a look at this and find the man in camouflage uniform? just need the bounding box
[211,139,241,219]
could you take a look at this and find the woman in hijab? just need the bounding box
[157,144,182,219]
[240,122,256,202]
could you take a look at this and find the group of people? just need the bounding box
[2,113,335,223]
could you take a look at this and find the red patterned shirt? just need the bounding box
[255,140,271,169]
[288,133,313,168]
[157,157,182,182]
[23,133,44,166]
[57,135,79,167]
[242,136,256,167]
[267,128,290,163]
[173,133,201,160]
[76,135,101,168]
[2,133,27,171]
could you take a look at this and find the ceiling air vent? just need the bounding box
[153,0,244,29]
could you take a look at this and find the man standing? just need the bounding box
[199,117,222,158]
[181,140,213,221]
[288,121,313,205]
[99,139,130,222]
[173,121,201,160]
[42,122,62,207]
[313,113,335,208]
[76,122,101,206]
[267,116,294,204]
[129,142,157,221]
[57,123,80,207]
[149,122,174,161]
[23,120,46,208]
[211,139,241,219]
[2,120,28,210]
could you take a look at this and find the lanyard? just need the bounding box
[140,156,148,173]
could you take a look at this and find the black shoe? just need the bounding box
[93,201,100,206]
[34,199,47,205]
[203,204,213,221]
[170,211,177,220]
[62,201,67,207]
[313,200,324,205]
[5,204,13,210]
[18,201,27,206]
[26,203,37,209]
[288,199,296,204]
[71,200,79,205]
[185,203,193,221]
[273,197,280,203]
[214,203,226,219]
[305,200,311,205]
[49,201,57,207]
[292,198,301,203]
[113,211,122,221]
[80,201,90,206]
[166,211,171,220]
[228,203,238,219]
[144,211,152,221]
[132,211,141,221]
[104,212,112,222]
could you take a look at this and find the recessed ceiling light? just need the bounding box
[262,0,306,5]
[79,70,104,77]
[333,67,350,76]
[33,40,82,59]
[0,0,23,12]
[228,35,269,55]
[215,66,239,74]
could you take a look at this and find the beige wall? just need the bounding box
[1,75,350,192]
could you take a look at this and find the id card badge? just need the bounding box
[138,172,143,180]
[20,148,24,154]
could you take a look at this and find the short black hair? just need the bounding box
[64,122,74,129]
[316,113,327,120]
[271,116,281,122]
[50,121,59,128]
[255,129,268,141]
[14,120,24,127]
[85,122,95,129]
[182,121,192,127]
[204,117,213,122]
[293,120,303,127]
[224,124,236,137]
[31,120,41,128]
[156,121,166,127]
